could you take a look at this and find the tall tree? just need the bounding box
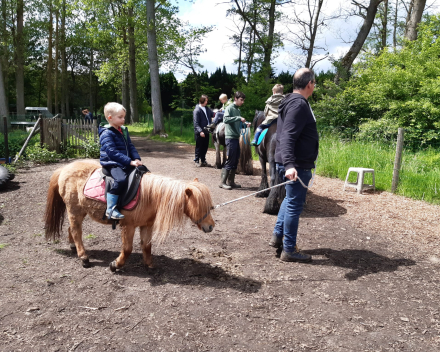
[405,0,427,40]
[146,0,164,134]
[54,7,59,114]
[0,60,7,118]
[233,0,283,81]
[334,0,384,83]
[15,0,25,116]
[285,0,340,68]
[1,0,9,112]
[60,0,69,117]
[47,0,53,113]
[128,6,138,123]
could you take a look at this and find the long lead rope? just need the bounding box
[213,168,316,210]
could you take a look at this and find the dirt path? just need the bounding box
[0,138,439,351]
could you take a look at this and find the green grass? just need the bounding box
[85,234,97,240]
[318,134,440,204]
[0,244,8,249]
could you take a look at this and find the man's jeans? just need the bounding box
[273,166,312,252]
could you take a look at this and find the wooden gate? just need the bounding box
[40,118,98,152]
[40,118,62,153]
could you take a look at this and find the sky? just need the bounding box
[172,0,439,80]
[172,0,363,80]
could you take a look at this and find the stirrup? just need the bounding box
[106,206,125,220]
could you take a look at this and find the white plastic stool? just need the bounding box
[343,167,375,194]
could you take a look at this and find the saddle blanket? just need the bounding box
[84,168,140,210]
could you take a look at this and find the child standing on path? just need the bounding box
[99,102,143,220]
[219,91,250,190]
[251,84,284,146]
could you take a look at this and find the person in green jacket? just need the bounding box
[219,91,251,190]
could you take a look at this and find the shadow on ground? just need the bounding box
[55,248,262,293]
[303,248,416,280]
[302,191,347,217]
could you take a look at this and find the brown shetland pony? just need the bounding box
[44,160,215,271]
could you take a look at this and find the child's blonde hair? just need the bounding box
[104,102,126,120]
[272,84,284,94]
[219,93,228,101]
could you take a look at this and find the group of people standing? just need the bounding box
[192,68,319,263]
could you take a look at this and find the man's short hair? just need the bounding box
[104,102,126,120]
[234,91,246,100]
[219,93,228,100]
[199,95,209,104]
[293,68,315,90]
[272,84,284,94]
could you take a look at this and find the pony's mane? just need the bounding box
[137,173,213,244]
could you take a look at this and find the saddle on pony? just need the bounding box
[84,165,149,212]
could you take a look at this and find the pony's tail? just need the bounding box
[44,168,66,241]
[238,131,253,175]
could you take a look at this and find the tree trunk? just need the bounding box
[1,0,9,112]
[334,0,384,83]
[54,9,59,114]
[47,0,53,113]
[89,48,94,114]
[381,0,388,50]
[262,0,276,81]
[237,22,246,77]
[0,60,8,118]
[128,7,138,124]
[393,0,398,48]
[405,0,426,41]
[121,28,130,121]
[15,0,25,117]
[122,68,130,120]
[60,0,68,118]
[146,0,164,134]
[305,0,324,68]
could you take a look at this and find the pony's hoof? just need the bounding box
[109,260,118,272]
[81,258,91,268]
[255,191,268,198]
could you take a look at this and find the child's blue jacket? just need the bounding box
[99,125,141,169]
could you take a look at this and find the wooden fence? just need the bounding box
[40,118,98,152]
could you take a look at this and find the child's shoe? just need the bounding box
[106,194,125,220]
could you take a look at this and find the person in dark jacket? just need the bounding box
[269,68,319,263]
[193,95,214,167]
[99,102,142,220]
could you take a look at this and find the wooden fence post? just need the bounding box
[391,128,404,193]
[180,115,183,136]
[3,116,9,163]
[168,113,171,133]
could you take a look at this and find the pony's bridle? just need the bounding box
[193,206,214,225]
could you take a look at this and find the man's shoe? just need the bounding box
[269,235,283,248]
[200,161,211,167]
[227,169,241,188]
[195,162,201,167]
[219,169,232,190]
[280,246,312,263]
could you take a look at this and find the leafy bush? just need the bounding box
[313,14,440,146]
[26,143,61,164]
[79,137,100,159]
